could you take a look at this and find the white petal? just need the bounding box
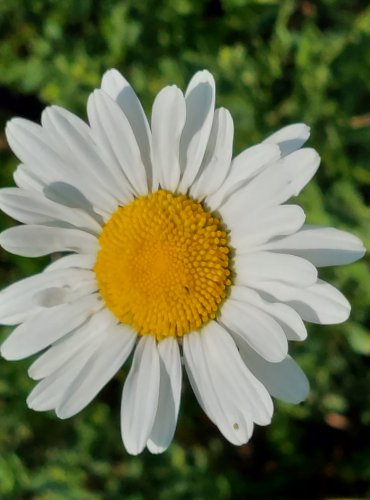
[13,164,44,191]
[230,286,307,341]
[1,294,102,360]
[13,176,108,225]
[234,251,318,288]
[27,337,99,411]
[101,69,154,189]
[43,181,109,222]
[182,332,216,422]
[227,205,306,249]
[0,188,101,234]
[219,148,320,218]
[0,268,96,325]
[6,118,116,216]
[263,123,310,157]
[182,326,245,436]
[151,86,186,191]
[6,119,60,174]
[147,337,182,454]
[255,279,351,324]
[263,226,366,267]
[190,108,234,200]
[183,323,273,445]
[0,225,98,257]
[33,280,97,308]
[121,336,160,455]
[28,308,117,380]
[56,324,137,418]
[206,143,280,211]
[45,254,96,272]
[219,299,288,362]
[237,341,310,404]
[41,105,131,206]
[178,70,215,192]
[88,90,148,196]
[1,303,36,326]
[34,268,97,305]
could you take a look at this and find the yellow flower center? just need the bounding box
[94,190,232,340]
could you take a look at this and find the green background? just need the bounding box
[0,0,369,498]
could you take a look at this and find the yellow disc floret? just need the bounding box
[94,190,232,340]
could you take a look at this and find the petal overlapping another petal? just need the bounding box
[183,322,273,445]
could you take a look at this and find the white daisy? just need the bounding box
[0,70,365,455]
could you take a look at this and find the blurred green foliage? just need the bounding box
[0,0,369,498]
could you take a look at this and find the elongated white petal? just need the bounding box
[27,337,99,411]
[255,279,351,324]
[44,181,110,222]
[0,225,98,257]
[6,118,61,173]
[237,341,310,404]
[147,338,182,454]
[101,69,154,189]
[1,273,95,323]
[263,226,366,267]
[219,299,288,362]
[1,303,36,327]
[234,251,317,288]
[203,324,273,427]
[1,294,102,360]
[183,323,272,445]
[0,188,101,234]
[45,254,96,272]
[6,118,117,216]
[0,268,96,325]
[13,164,105,222]
[151,86,186,191]
[0,268,93,306]
[230,286,307,341]
[220,148,320,218]
[42,105,131,206]
[41,105,91,143]
[263,123,310,157]
[88,90,148,196]
[33,279,97,309]
[121,336,160,455]
[228,205,305,248]
[13,164,44,191]
[28,308,117,380]
[179,70,215,191]
[182,326,246,437]
[57,325,136,418]
[206,143,280,210]
[190,108,234,200]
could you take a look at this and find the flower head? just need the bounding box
[0,70,365,454]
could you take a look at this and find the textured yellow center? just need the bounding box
[94,190,231,340]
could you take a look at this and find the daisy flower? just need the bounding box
[0,70,365,455]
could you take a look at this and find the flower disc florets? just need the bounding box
[95,190,232,339]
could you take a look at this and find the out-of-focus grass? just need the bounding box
[0,1,369,498]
